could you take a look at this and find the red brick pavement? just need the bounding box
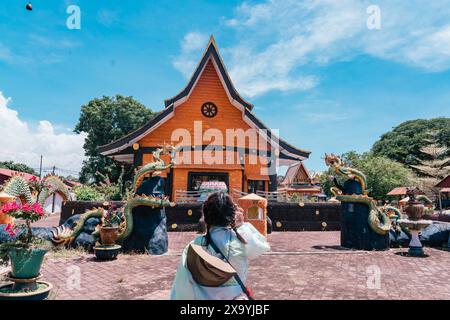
[5,215,445,300]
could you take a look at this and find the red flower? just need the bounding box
[5,223,17,237]
[28,176,38,182]
[32,202,44,216]
[1,202,20,213]
[21,203,32,213]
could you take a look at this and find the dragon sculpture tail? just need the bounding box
[51,196,175,246]
[336,195,391,235]
[51,146,176,247]
[51,208,104,246]
[1,174,34,204]
[1,173,71,208]
[37,174,71,206]
[117,195,175,242]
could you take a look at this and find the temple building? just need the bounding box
[278,162,322,197]
[98,36,311,200]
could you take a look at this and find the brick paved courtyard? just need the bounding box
[2,215,450,300]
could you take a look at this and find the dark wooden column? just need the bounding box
[133,148,143,168]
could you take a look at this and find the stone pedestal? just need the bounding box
[340,202,389,250]
[398,219,432,257]
[122,176,169,255]
[408,230,424,256]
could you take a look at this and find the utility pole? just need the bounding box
[51,165,56,213]
[38,155,43,179]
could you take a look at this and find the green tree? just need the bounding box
[372,118,450,166]
[74,95,155,183]
[0,161,36,175]
[321,151,416,200]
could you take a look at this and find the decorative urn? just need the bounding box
[99,227,119,246]
[404,188,424,221]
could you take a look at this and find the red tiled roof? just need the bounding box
[387,187,408,196]
[0,168,38,181]
[436,175,450,189]
[387,187,425,196]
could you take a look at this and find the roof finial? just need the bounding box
[208,34,217,47]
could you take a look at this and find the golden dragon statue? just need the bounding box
[1,173,71,207]
[51,146,176,246]
[325,154,392,236]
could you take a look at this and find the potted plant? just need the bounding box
[99,204,121,246]
[0,201,51,279]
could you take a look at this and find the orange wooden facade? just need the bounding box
[98,36,310,201]
[137,60,269,195]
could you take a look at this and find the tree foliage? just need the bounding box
[372,118,450,166]
[74,95,155,184]
[320,151,416,201]
[0,161,36,175]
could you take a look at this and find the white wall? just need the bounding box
[44,193,64,214]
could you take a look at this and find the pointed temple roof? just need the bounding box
[98,35,310,162]
[281,162,311,185]
[164,35,253,110]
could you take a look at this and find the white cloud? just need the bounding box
[173,0,450,97]
[172,32,209,78]
[182,32,209,52]
[0,92,86,175]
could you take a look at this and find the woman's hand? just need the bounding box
[234,206,245,228]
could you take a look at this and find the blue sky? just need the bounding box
[1,0,450,175]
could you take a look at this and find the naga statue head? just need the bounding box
[162,144,175,154]
[324,153,342,168]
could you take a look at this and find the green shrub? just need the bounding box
[73,185,104,201]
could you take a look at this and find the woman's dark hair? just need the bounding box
[202,192,247,245]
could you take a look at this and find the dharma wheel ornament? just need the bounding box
[201,102,218,118]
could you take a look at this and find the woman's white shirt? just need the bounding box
[170,222,270,300]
